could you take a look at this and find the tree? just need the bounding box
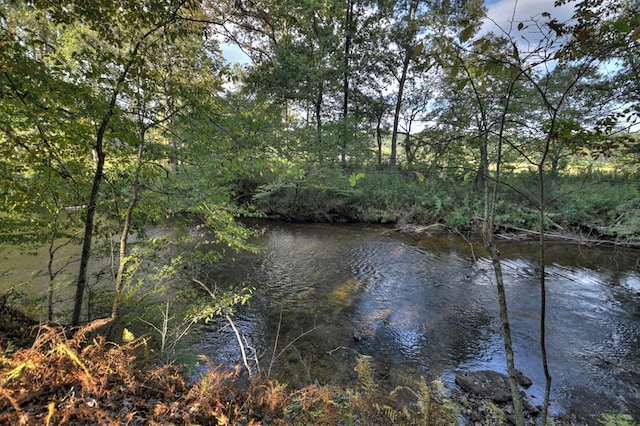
[513,8,634,422]
[48,0,215,326]
[382,0,485,169]
[435,14,531,426]
[563,0,640,155]
[1,0,235,326]
[206,0,340,163]
[1,3,94,320]
[206,0,389,167]
[386,0,420,170]
[435,2,633,422]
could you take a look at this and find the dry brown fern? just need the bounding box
[0,318,189,424]
[257,379,289,414]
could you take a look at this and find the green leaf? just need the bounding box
[349,172,365,187]
[456,79,469,90]
[460,26,475,43]
[412,42,424,58]
[613,19,631,33]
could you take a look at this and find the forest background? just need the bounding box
[0,0,639,424]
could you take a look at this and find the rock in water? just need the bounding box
[455,370,532,402]
[516,370,532,388]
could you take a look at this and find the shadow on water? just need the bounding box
[194,220,640,422]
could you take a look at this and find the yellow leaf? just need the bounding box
[3,360,34,385]
[122,328,135,343]
[53,343,90,376]
[46,402,55,426]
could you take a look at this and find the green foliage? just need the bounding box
[494,201,539,230]
[254,166,357,221]
[252,164,638,241]
[349,169,480,227]
[348,172,365,187]
[260,350,462,425]
[0,5,92,248]
[608,197,640,241]
[138,300,198,364]
[598,413,639,426]
[1,5,640,425]
[344,354,458,425]
[354,354,376,394]
[480,400,506,425]
[349,171,420,223]
[199,202,261,255]
[0,0,241,327]
[390,377,459,425]
[187,285,253,324]
[545,173,640,239]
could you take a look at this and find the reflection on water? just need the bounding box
[196,221,640,422]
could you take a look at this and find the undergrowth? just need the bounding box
[253,167,639,242]
[1,316,636,424]
[0,320,459,425]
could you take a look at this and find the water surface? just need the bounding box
[195,221,640,422]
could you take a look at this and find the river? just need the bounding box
[193,220,640,423]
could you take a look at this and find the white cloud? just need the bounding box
[222,43,251,65]
[483,0,575,37]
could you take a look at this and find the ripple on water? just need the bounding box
[200,223,640,421]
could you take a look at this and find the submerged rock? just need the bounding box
[352,324,376,341]
[455,370,532,403]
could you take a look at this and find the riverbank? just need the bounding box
[0,315,595,425]
[251,169,640,246]
[395,222,640,249]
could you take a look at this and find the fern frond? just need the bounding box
[375,403,398,422]
[70,318,112,348]
[2,360,34,385]
[354,354,376,394]
[52,343,91,376]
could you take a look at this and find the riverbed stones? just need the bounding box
[454,370,532,402]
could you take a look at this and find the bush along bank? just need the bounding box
[251,169,640,246]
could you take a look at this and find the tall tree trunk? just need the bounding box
[72,122,107,326]
[476,131,488,191]
[315,82,324,162]
[390,56,409,170]
[536,121,558,426]
[537,162,552,425]
[108,130,145,341]
[340,0,354,168]
[390,0,418,170]
[482,88,525,426]
[72,78,132,326]
[168,95,179,174]
[403,131,414,164]
[70,23,163,325]
[47,208,61,322]
[373,98,385,167]
[376,120,383,167]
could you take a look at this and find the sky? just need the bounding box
[221,0,577,64]
[483,0,575,35]
[222,43,250,65]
